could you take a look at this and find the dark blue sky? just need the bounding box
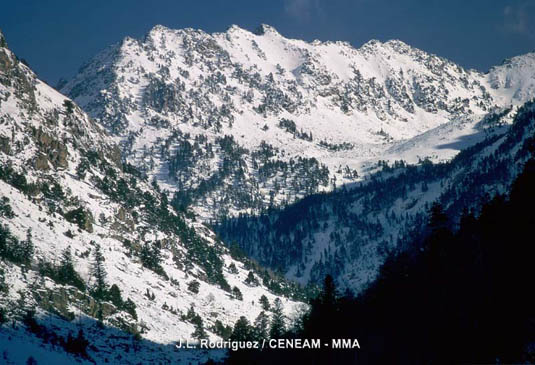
[1,0,534,85]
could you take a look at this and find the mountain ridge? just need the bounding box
[56,23,535,293]
[1,22,535,363]
[61,23,534,222]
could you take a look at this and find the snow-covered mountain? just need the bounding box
[0,30,304,364]
[2,21,535,363]
[61,23,535,220]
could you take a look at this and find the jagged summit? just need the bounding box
[146,22,282,40]
[225,23,243,33]
[495,51,535,67]
[150,23,170,33]
[383,39,415,53]
[360,38,382,47]
[253,23,280,36]
[488,52,535,103]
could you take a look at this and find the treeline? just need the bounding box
[228,158,535,364]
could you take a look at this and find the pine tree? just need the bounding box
[0,307,7,324]
[228,317,256,364]
[259,294,270,311]
[63,100,75,115]
[57,247,85,290]
[140,242,161,270]
[245,271,259,286]
[186,305,197,321]
[231,316,252,342]
[24,229,34,260]
[232,286,243,300]
[91,244,107,299]
[12,229,34,265]
[269,298,285,338]
[213,320,232,340]
[429,202,448,232]
[123,298,138,320]
[58,246,74,281]
[321,274,337,307]
[306,274,339,339]
[228,262,238,274]
[253,311,269,340]
[192,316,208,340]
[108,284,123,308]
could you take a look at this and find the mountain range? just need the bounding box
[0,23,534,363]
[61,23,535,290]
[60,24,535,222]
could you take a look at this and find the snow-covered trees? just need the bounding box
[39,246,86,291]
[192,317,208,340]
[245,271,259,286]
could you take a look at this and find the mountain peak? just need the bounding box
[253,23,280,36]
[226,24,245,33]
[360,39,413,51]
[359,38,426,58]
[149,24,170,33]
[145,23,187,39]
[360,38,383,49]
[384,39,410,50]
[498,51,535,67]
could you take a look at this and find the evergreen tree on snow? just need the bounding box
[259,294,270,311]
[91,243,107,300]
[269,298,285,338]
[231,316,252,341]
[192,316,208,340]
[57,246,86,291]
[253,311,269,340]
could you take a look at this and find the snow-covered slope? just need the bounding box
[488,52,535,105]
[0,30,304,364]
[61,24,535,220]
[217,102,535,292]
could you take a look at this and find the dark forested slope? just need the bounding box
[227,155,535,364]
